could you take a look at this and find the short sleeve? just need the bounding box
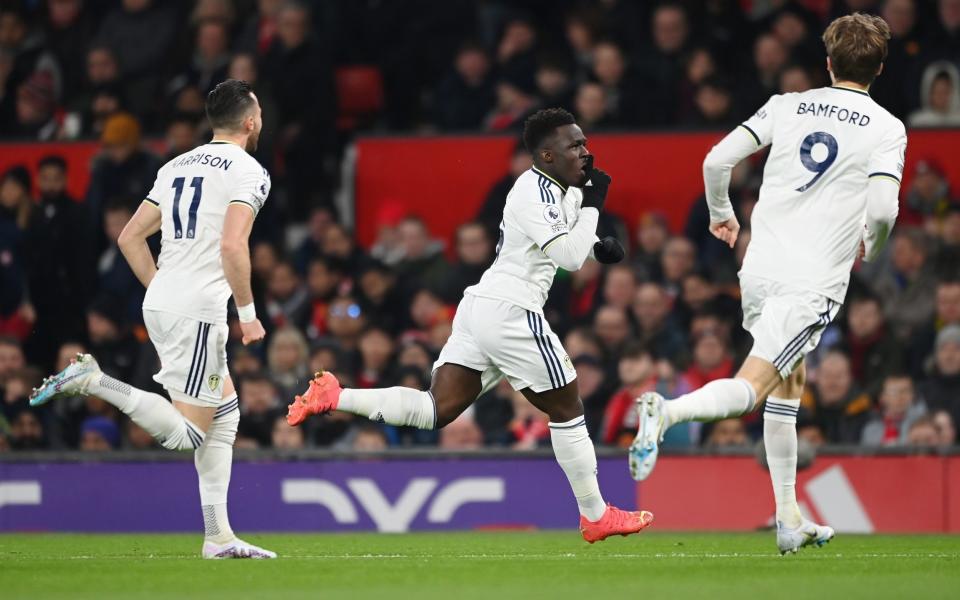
[867,121,907,186]
[144,167,164,206]
[739,95,779,148]
[230,164,271,216]
[509,176,570,252]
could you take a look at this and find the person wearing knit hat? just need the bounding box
[101,112,142,158]
[80,416,120,450]
[935,324,960,350]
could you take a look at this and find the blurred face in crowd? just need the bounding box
[456,223,491,266]
[912,168,945,201]
[594,305,629,349]
[11,411,44,448]
[603,266,638,310]
[847,298,883,339]
[277,5,309,49]
[662,237,695,282]
[309,347,336,375]
[327,297,366,338]
[323,224,353,258]
[933,410,957,446]
[566,15,593,53]
[410,290,445,329]
[882,0,915,37]
[696,84,732,121]
[907,421,938,447]
[307,260,339,298]
[0,176,28,209]
[0,11,26,49]
[37,163,67,199]
[16,84,51,125]
[456,48,489,86]
[498,20,535,61]
[439,414,483,449]
[637,215,668,254]
[879,376,914,419]
[271,332,305,373]
[353,427,388,451]
[942,0,960,31]
[166,120,196,155]
[772,12,808,48]
[398,342,432,371]
[251,242,278,281]
[929,75,953,113]
[268,263,300,301]
[798,424,826,447]
[653,6,688,54]
[942,211,960,245]
[575,360,605,397]
[228,54,258,85]
[706,418,746,447]
[633,283,670,331]
[816,353,853,406]
[693,333,727,371]
[87,47,118,83]
[619,352,653,387]
[564,328,601,360]
[780,66,814,94]
[81,429,113,451]
[86,312,119,343]
[399,219,430,260]
[936,339,960,376]
[754,34,788,77]
[240,379,277,414]
[273,417,304,449]
[56,342,85,372]
[48,0,82,29]
[575,82,607,126]
[196,21,229,61]
[0,341,25,382]
[686,48,714,85]
[359,268,392,304]
[936,283,960,323]
[359,329,394,372]
[682,274,716,312]
[593,42,625,87]
[510,149,533,177]
[536,65,568,98]
[127,422,156,449]
[891,234,926,276]
[104,207,132,244]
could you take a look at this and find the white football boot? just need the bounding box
[29,353,100,406]
[202,538,277,559]
[629,392,666,481]
[777,519,835,555]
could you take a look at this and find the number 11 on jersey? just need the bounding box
[171,176,204,239]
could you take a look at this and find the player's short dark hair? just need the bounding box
[205,79,256,131]
[523,108,576,153]
[38,154,66,172]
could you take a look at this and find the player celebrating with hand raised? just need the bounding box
[31,80,275,559]
[288,108,653,542]
[629,14,906,554]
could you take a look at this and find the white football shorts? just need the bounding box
[434,294,577,394]
[740,274,842,379]
[144,309,229,407]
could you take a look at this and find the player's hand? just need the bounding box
[580,157,612,211]
[593,236,625,264]
[709,217,740,249]
[240,319,266,346]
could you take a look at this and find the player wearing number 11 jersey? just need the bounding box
[629,14,907,554]
[30,80,275,559]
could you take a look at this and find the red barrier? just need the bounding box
[638,455,958,533]
[354,129,960,248]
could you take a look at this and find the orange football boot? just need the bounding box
[579,505,654,543]
[286,370,342,426]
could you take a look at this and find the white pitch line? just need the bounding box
[23,552,959,561]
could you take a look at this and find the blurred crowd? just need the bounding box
[0,0,959,452]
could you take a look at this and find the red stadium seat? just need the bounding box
[335,65,384,131]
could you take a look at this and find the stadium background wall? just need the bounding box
[2,128,958,248]
[2,452,958,534]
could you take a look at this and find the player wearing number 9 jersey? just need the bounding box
[29,80,276,559]
[629,14,906,554]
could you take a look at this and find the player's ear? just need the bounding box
[876,62,884,77]
[541,148,553,164]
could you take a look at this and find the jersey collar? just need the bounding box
[830,85,870,97]
[531,166,568,194]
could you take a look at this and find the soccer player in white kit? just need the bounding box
[629,14,907,554]
[30,80,276,559]
[287,109,655,542]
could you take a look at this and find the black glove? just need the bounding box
[580,156,612,211]
[593,236,625,264]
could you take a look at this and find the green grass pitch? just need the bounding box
[2,532,958,600]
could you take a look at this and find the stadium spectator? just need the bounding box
[841,294,903,395]
[686,76,738,128]
[932,409,957,446]
[85,112,160,237]
[574,81,615,131]
[800,351,872,444]
[351,423,389,451]
[433,42,496,131]
[294,205,336,273]
[589,40,642,126]
[272,415,305,449]
[440,222,493,302]
[80,416,120,451]
[95,0,177,122]
[744,33,789,110]
[8,406,47,449]
[602,343,659,446]
[356,328,395,389]
[266,327,310,401]
[162,114,200,162]
[367,201,407,268]
[226,52,277,166]
[862,373,927,446]
[704,418,749,448]
[906,416,940,448]
[237,0,283,56]
[637,3,691,124]
[476,141,532,242]
[908,61,960,127]
[660,236,697,295]
[902,160,953,226]
[495,18,538,97]
[302,256,341,340]
[439,411,484,450]
[932,0,960,58]
[264,261,309,330]
[907,280,960,375]
[871,0,921,120]
[8,71,60,140]
[564,10,599,79]
[918,324,960,431]
[684,331,735,391]
[394,216,450,298]
[778,64,817,94]
[85,295,140,384]
[535,57,575,112]
[593,305,631,366]
[0,4,62,114]
[322,223,367,275]
[356,261,404,335]
[632,213,669,281]
[237,373,281,448]
[602,265,638,312]
[871,229,938,340]
[43,0,97,104]
[97,199,144,324]
[170,19,232,100]
[574,354,612,439]
[325,296,367,354]
[0,167,33,341]
[125,421,158,450]
[632,282,687,365]
[474,378,514,445]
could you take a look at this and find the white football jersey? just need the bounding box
[467,167,586,313]
[142,141,270,323]
[739,86,907,302]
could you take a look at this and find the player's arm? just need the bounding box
[118,200,162,288]
[222,203,265,345]
[862,124,907,262]
[702,97,776,248]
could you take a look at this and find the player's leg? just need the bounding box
[764,360,805,530]
[287,295,490,428]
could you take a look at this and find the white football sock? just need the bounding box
[196,395,239,544]
[664,378,757,428]
[338,387,437,429]
[549,416,607,522]
[764,396,803,528]
[88,373,204,450]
